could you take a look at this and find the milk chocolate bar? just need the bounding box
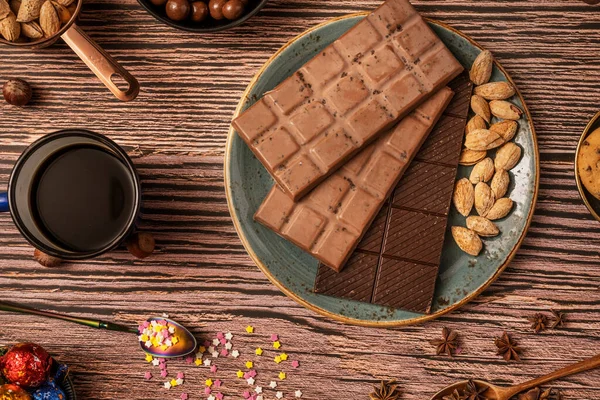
[313,74,473,313]
[255,88,454,272]
[232,0,463,201]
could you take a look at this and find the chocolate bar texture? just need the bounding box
[255,87,455,272]
[232,0,463,200]
[313,74,473,313]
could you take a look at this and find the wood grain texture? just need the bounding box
[1,0,600,399]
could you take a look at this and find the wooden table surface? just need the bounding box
[1,0,600,399]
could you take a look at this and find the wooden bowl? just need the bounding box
[138,0,269,33]
[575,111,600,222]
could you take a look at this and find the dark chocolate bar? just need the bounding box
[232,0,463,201]
[314,73,473,313]
[255,88,454,271]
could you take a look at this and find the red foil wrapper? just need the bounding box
[0,384,32,400]
[0,344,52,389]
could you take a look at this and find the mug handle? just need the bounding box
[60,24,140,102]
[0,192,8,213]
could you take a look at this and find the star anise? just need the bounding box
[517,388,540,400]
[463,380,489,400]
[527,313,549,333]
[495,332,522,361]
[550,309,566,329]
[442,389,465,400]
[431,327,459,357]
[513,387,562,400]
[369,380,401,400]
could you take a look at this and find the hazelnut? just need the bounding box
[222,0,244,20]
[126,232,156,259]
[33,249,62,268]
[208,0,226,20]
[165,0,190,21]
[3,79,32,106]
[190,1,209,22]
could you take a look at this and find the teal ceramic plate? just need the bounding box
[225,13,539,327]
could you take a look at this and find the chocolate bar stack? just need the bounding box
[232,0,469,314]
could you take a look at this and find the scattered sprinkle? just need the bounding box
[185,356,193,364]
[208,346,216,353]
[212,351,219,358]
[214,379,222,388]
[246,361,254,369]
[274,356,282,364]
[170,378,178,387]
[246,326,255,334]
[279,372,286,380]
[225,342,233,350]
[144,371,152,380]
[280,353,288,361]
[175,378,184,386]
[220,349,229,357]
[203,359,212,367]
[232,350,240,358]
[247,377,255,385]
[213,338,220,346]
[269,381,278,389]
[270,334,279,342]
[215,393,223,400]
[255,348,263,356]
[176,372,185,380]
[164,381,171,389]
[273,341,281,349]
[295,390,303,398]
[180,393,188,400]
[256,396,264,400]
[276,391,284,399]
[225,332,234,340]
[210,365,218,373]
[237,370,245,379]
[199,346,206,353]
[217,332,224,340]
[255,386,263,394]
[194,358,202,366]
[208,395,216,400]
[160,370,168,378]
[243,391,251,399]
[291,360,300,368]
[205,387,212,395]
[145,354,153,363]
[206,378,213,387]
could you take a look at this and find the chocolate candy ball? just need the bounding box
[208,0,226,20]
[0,384,32,400]
[32,379,66,400]
[148,0,167,5]
[190,1,209,22]
[0,343,52,389]
[165,0,190,21]
[222,0,244,20]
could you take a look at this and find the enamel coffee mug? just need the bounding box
[0,129,141,260]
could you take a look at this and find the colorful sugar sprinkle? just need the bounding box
[181,393,189,400]
[280,353,288,361]
[274,356,282,364]
[246,326,255,334]
[291,360,300,368]
[231,350,240,358]
[276,391,284,399]
[273,341,281,349]
[144,371,152,380]
[245,361,253,369]
[177,372,184,380]
[269,381,277,389]
[278,372,286,380]
[255,386,263,394]
[205,387,212,395]
[237,370,245,378]
[225,332,233,340]
[215,393,224,400]
[211,365,218,373]
[205,378,213,387]
[255,347,263,356]
[295,390,303,398]
[270,334,279,342]
[138,319,179,352]
[247,377,255,385]
[214,379,222,388]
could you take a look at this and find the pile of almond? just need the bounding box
[0,0,76,43]
[452,50,523,256]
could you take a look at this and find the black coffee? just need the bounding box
[31,145,136,252]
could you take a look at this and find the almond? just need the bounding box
[471,95,491,123]
[465,129,504,151]
[9,0,19,14]
[466,115,487,135]
[474,81,515,100]
[490,100,523,120]
[16,0,43,22]
[469,50,493,86]
[495,142,521,171]
[490,169,510,199]
[452,226,483,256]
[490,120,518,142]
[486,198,513,220]
[466,216,500,237]
[51,0,69,23]
[453,178,474,217]
[0,12,19,41]
[39,0,59,37]
[20,19,42,38]
[469,157,494,184]
[475,182,495,217]
[0,0,11,19]
[459,148,487,166]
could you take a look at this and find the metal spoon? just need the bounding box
[0,301,197,358]
[431,353,600,399]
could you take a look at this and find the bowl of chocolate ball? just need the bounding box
[138,0,269,32]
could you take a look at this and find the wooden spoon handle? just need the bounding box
[503,353,600,398]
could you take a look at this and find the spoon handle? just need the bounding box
[0,301,137,334]
[504,353,600,398]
